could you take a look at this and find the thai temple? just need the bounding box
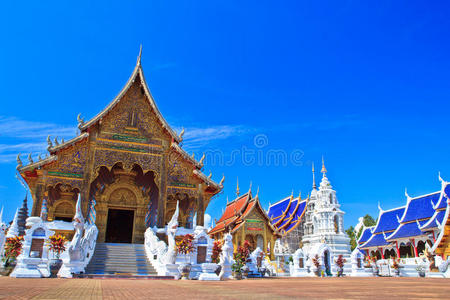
[268,159,352,275]
[358,175,450,264]
[209,185,280,260]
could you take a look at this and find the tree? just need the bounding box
[346,226,357,250]
[346,214,377,251]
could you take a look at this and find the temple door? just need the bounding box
[197,246,207,264]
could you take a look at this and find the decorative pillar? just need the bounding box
[379,248,385,259]
[270,235,275,260]
[263,225,267,254]
[157,153,168,228]
[411,239,418,257]
[395,241,400,258]
[197,184,204,226]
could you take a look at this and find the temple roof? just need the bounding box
[372,207,405,234]
[209,192,251,235]
[48,132,89,154]
[268,194,307,236]
[281,199,307,235]
[209,190,280,236]
[79,50,181,144]
[400,192,439,223]
[267,196,292,225]
[360,232,390,248]
[420,210,446,231]
[360,207,404,249]
[386,220,429,240]
[357,227,374,245]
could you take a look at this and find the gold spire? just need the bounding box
[321,156,327,174]
[298,191,302,201]
[236,177,240,197]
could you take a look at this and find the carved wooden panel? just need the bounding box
[109,188,137,207]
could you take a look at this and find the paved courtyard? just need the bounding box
[0,277,448,299]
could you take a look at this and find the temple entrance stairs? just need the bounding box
[80,243,173,279]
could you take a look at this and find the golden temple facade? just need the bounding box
[17,50,223,244]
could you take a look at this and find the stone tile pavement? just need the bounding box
[0,277,448,299]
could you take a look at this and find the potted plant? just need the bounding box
[335,254,346,277]
[211,240,223,275]
[231,253,245,280]
[176,234,194,280]
[231,241,250,280]
[312,254,321,277]
[0,236,24,276]
[46,234,67,278]
[416,265,426,278]
[363,256,372,269]
[391,258,401,277]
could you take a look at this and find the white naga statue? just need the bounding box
[68,194,85,261]
[219,233,234,280]
[165,201,179,264]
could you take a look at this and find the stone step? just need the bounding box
[84,243,157,276]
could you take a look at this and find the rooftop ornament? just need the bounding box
[219,174,225,186]
[77,113,85,130]
[179,127,185,141]
[46,135,53,150]
[27,153,33,164]
[16,154,22,170]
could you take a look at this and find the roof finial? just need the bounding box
[312,162,317,189]
[256,186,260,197]
[439,171,446,184]
[219,174,225,186]
[291,189,294,197]
[298,191,302,201]
[226,196,229,204]
[321,156,327,175]
[249,181,252,193]
[378,201,383,212]
[405,188,412,201]
[137,44,143,65]
[236,177,240,197]
[179,127,185,141]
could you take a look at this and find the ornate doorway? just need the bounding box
[105,209,134,243]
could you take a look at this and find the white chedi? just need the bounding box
[300,160,351,276]
[6,208,20,238]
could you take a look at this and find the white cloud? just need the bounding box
[0,116,76,164]
[0,116,76,139]
[175,125,251,150]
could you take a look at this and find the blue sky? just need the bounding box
[1,1,450,229]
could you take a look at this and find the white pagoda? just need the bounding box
[301,158,351,274]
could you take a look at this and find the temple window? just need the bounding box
[417,241,426,256]
[329,194,333,204]
[333,215,339,233]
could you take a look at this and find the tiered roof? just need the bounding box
[360,207,405,249]
[209,190,279,236]
[359,177,450,251]
[387,192,439,240]
[357,227,374,246]
[267,194,308,236]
